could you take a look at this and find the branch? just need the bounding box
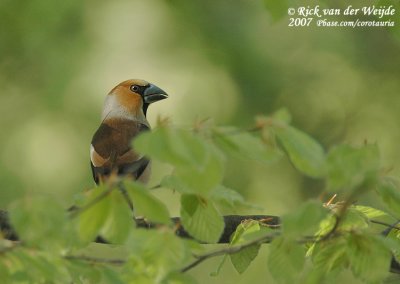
[2,209,400,274]
[370,219,400,232]
[64,255,125,265]
[137,215,280,243]
[181,232,279,272]
[0,209,279,244]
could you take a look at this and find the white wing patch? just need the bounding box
[117,150,144,165]
[90,144,109,167]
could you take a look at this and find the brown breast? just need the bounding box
[90,119,150,183]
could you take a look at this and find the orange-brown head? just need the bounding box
[101,79,168,124]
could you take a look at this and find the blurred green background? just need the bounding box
[1,0,399,282]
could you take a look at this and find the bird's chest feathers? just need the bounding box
[94,120,140,155]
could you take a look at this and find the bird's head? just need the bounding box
[102,79,168,121]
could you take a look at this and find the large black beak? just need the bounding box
[143,84,168,104]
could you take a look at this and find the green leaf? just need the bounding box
[268,237,305,283]
[310,238,348,278]
[100,189,133,244]
[312,233,391,283]
[0,261,10,283]
[210,254,228,277]
[274,125,326,178]
[213,220,269,276]
[347,234,391,283]
[134,127,208,169]
[145,129,226,196]
[326,144,379,191]
[102,267,125,284]
[210,185,258,210]
[377,178,400,218]
[9,249,60,283]
[272,108,292,124]
[307,207,371,257]
[229,220,263,244]
[230,245,260,274]
[164,272,198,284]
[353,205,388,219]
[163,180,256,211]
[161,157,224,197]
[384,227,400,263]
[229,220,265,274]
[282,200,328,238]
[66,259,102,284]
[339,207,369,231]
[125,230,189,281]
[180,194,224,243]
[312,214,336,238]
[9,196,67,247]
[175,144,224,196]
[77,186,111,243]
[306,214,336,257]
[161,175,192,194]
[213,127,281,165]
[125,181,170,225]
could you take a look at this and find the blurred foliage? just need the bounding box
[1,0,400,282]
[2,112,400,283]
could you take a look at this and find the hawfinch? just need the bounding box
[90,79,168,184]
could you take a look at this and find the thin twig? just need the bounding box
[64,255,126,265]
[370,220,400,231]
[117,182,133,210]
[181,232,279,273]
[325,194,337,206]
[150,184,162,190]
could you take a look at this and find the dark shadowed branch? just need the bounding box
[0,209,279,244]
[136,215,280,243]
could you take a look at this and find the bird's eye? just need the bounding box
[130,85,140,92]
